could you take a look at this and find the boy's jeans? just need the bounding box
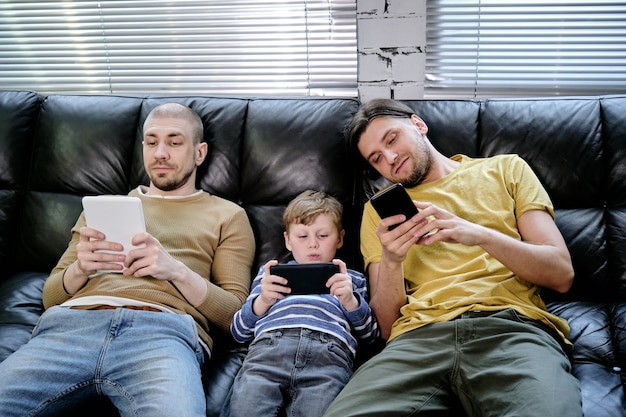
[0,306,206,417]
[226,328,354,417]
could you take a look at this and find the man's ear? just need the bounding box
[195,142,209,166]
[410,114,429,136]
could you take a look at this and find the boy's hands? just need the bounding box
[253,260,291,316]
[252,259,359,316]
[327,259,359,312]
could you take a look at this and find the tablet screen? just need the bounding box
[82,195,146,273]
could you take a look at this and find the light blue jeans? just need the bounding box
[224,328,354,417]
[0,306,206,417]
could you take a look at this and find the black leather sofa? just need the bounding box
[0,90,624,416]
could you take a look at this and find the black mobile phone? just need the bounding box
[269,263,339,295]
[369,183,419,230]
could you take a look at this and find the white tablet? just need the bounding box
[82,195,146,273]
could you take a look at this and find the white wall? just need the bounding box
[356,0,426,101]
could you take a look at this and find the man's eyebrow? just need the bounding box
[144,130,184,138]
[364,127,394,161]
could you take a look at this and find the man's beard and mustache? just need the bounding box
[149,163,195,192]
[398,143,432,188]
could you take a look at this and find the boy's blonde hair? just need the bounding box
[283,190,343,233]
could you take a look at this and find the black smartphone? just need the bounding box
[369,183,419,230]
[269,263,339,295]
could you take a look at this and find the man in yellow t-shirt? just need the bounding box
[324,99,582,417]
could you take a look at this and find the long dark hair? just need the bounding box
[346,99,415,173]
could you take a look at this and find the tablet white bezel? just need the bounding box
[82,195,146,273]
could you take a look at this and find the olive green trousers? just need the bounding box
[323,309,582,417]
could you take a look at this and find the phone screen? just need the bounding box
[269,263,339,295]
[369,183,418,230]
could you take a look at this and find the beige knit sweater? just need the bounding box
[43,188,256,351]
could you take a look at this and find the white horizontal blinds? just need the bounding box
[0,0,357,96]
[425,0,626,98]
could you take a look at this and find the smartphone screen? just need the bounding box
[369,183,419,230]
[269,263,339,295]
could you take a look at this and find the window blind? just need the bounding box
[0,0,357,96]
[425,0,626,98]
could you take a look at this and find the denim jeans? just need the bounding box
[323,309,583,417]
[0,306,206,417]
[225,328,354,417]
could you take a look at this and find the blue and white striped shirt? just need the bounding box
[231,262,379,356]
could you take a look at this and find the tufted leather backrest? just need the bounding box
[0,91,42,280]
[478,97,616,302]
[237,98,360,270]
[4,93,360,282]
[4,91,626,303]
[16,95,144,275]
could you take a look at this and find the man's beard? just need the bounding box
[399,145,432,188]
[149,165,195,192]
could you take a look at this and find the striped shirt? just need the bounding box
[231,262,379,356]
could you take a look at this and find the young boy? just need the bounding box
[224,190,379,417]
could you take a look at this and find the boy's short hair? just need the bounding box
[283,190,343,233]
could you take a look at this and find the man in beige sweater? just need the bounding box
[0,102,256,417]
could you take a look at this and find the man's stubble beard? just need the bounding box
[149,165,195,192]
[399,143,432,189]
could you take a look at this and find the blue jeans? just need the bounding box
[323,309,583,417]
[225,328,354,417]
[0,306,206,417]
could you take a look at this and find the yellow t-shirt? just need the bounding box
[361,154,570,343]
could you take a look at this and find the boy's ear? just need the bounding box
[283,231,292,251]
[336,229,345,249]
